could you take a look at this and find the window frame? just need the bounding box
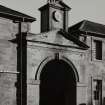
[93,79,102,105]
[94,40,102,60]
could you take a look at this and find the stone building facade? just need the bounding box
[0,0,105,105]
[0,4,36,105]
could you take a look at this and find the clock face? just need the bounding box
[52,11,62,22]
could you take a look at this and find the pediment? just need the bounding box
[39,1,71,11]
[27,29,89,50]
[53,1,71,10]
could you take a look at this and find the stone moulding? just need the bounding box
[35,55,79,82]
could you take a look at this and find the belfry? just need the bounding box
[39,0,70,32]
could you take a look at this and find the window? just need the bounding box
[94,40,102,60]
[93,80,102,105]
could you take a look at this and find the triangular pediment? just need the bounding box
[39,1,71,11]
[27,29,89,50]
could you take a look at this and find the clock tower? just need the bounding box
[39,0,71,32]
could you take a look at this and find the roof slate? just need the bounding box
[68,20,105,37]
[0,5,36,22]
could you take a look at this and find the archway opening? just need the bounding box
[40,59,76,105]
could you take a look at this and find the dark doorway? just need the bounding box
[40,59,76,105]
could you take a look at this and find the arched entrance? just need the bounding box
[39,59,76,105]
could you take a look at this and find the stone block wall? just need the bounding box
[0,17,17,105]
[27,32,105,105]
[0,17,30,105]
[27,39,88,105]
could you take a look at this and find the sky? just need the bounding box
[0,0,105,33]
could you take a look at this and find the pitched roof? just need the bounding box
[68,20,105,37]
[0,5,36,22]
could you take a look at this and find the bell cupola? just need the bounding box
[39,0,71,32]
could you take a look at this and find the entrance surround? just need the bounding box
[34,54,80,105]
[35,54,79,82]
